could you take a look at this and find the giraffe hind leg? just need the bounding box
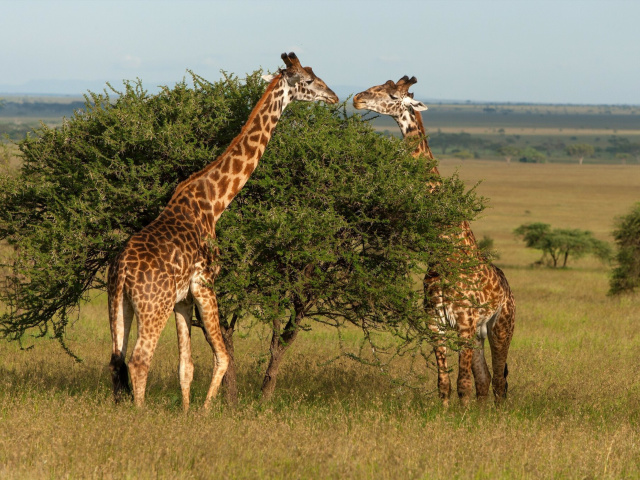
[488,306,515,403]
[128,304,172,408]
[471,336,491,401]
[108,282,134,403]
[109,352,131,401]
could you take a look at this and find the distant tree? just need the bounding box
[609,203,640,295]
[518,146,546,163]
[451,148,473,159]
[432,132,486,155]
[496,145,520,164]
[514,223,611,268]
[615,153,631,164]
[565,143,595,165]
[606,137,640,162]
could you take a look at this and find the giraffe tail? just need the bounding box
[503,363,509,397]
[108,258,132,402]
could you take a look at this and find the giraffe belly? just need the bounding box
[476,305,502,340]
[175,280,191,304]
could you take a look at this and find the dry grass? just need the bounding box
[1,161,640,479]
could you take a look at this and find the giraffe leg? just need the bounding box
[456,325,476,407]
[192,284,229,410]
[471,335,491,401]
[487,305,515,404]
[128,305,172,408]
[428,319,452,407]
[174,300,195,412]
[433,343,452,407]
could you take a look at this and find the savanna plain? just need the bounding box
[1,111,640,478]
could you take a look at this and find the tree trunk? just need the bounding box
[562,251,570,268]
[579,156,584,165]
[261,302,305,401]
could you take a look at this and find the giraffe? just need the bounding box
[107,52,338,411]
[353,76,515,406]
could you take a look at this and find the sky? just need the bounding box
[1,0,640,105]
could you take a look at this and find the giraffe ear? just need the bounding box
[261,74,276,82]
[403,96,428,111]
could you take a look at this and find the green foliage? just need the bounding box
[609,202,640,295]
[451,148,474,159]
[496,145,520,162]
[514,222,611,268]
[477,235,501,261]
[518,146,547,163]
[0,71,267,348]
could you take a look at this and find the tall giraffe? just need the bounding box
[107,53,338,411]
[354,76,515,406]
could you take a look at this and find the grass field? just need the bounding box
[1,158,639,479]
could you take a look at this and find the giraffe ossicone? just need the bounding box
[107,52,338,411]
[354,76,515,406]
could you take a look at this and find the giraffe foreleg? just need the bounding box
[191,281,229,410]
[456,322,476,407]
[174,300,195,412]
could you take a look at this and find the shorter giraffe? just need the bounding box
[354,76,515,406]
[108,53,338,411]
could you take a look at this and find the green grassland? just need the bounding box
[1,157,639,478]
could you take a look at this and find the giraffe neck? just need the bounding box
[396,109,479,251]
[168,73,292,230]
[395,109,438,174]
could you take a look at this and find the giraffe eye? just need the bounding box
[389,94,399,100]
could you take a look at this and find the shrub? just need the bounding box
[609,203,640,295]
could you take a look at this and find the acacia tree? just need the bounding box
[514,222,611,268]
[0,72,483,402]
[565,143,595,165]
[609,203,640,295]
[496,145,520,164]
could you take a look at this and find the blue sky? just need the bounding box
[1,0,639,104]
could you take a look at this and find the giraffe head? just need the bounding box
[264,52,338,105]
[353,75,428,117]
